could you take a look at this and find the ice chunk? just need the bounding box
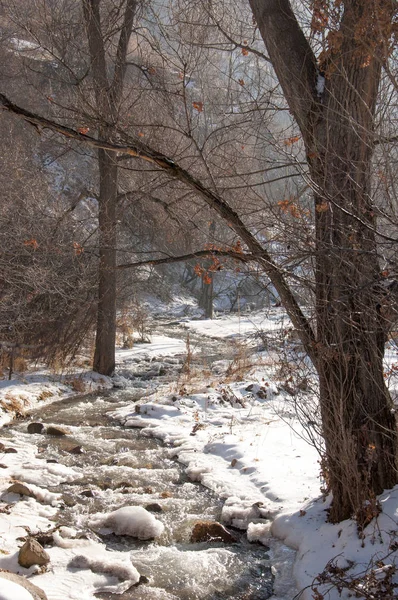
[92,506,164,540]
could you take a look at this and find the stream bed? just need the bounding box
[3,390,277,599]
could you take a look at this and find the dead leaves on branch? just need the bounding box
[312,0,398,75]
[278,197,312,219]
[194,241,243,285]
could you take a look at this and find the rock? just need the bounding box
[145,503,163,513]
[0,442,6,452]
[46,426,69,436]
[190,521,238,544]
[46,459,58,464]
[7,482,33,497]
[0,463,7,469]
[160,491,172,499]
[80,489,95,498]
[27,422,44,434]
[68,445,84,454]
[4,447,17,453]
[62,494,76,507]
[18,538,50,568]
[135,575,149,586]
[0,571,48,599]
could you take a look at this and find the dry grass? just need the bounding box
[0,394,26,416]
[67,376,87,393]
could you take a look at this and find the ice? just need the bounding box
[90,506,165,539]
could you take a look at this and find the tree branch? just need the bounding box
[111,0,138,104]
[0,91,317,362]
[117,249,252,270]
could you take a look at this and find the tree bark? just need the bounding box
[249,0,398,521]
[83,0,137,375]
[93,149,118,375]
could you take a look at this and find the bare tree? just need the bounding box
[2,0,398,523]
[80,0,138,374]
[248,0,398,522]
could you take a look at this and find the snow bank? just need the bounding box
[0,579,34,600]
[272,486,398,599]
[69,554,140,592]
[90,506,164,540]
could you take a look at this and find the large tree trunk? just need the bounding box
[250,0,398,521]
[93,149,118,375]
[310,3,397,522]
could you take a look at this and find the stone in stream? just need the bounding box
[0,570,48,600]
[46,426,69,436]
[190,521,238,544]
[7,481,34,497]
[80,489,95,498]
[145,503,163,513]
[68,445,84,454]
[18,538,50,568]
[27,422,44,434]
[4,447,17,453]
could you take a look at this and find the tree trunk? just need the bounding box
[83,0,137,375]
[199,275,214,319]
[249,0,398,521]
[310,4,397,522]
[93,149,118,375]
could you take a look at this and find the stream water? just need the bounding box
[2,318,297,599]
[4,392,274,599]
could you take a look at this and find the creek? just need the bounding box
[1,318,297,599]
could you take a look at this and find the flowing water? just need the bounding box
[5,391,276,600]
[2,318,297,599]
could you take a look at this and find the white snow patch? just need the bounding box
[69,554,140,592]
[90,506,165,540]
[316,73,325,96]
[0,579,34,600]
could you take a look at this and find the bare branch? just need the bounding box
[117,249,253,270]
[0,91,317,362]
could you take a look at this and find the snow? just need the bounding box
[116,335,187,362]
[69,554,140,592]
[316,72,326,97]
[0,580,34,600]
[184,310,290,339]
[0,372,112,427]
[90,506,165,540]
[0,309,397,600]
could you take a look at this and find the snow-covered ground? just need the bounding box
[0,309,397,600]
